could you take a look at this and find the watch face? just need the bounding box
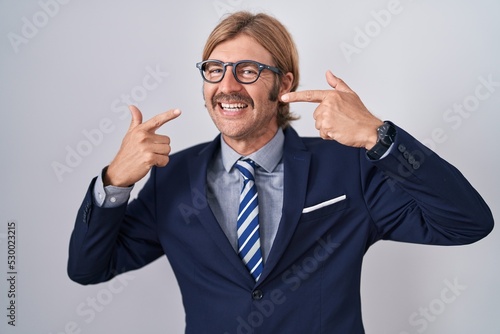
[377,123,390,136]
[378,122,396,146]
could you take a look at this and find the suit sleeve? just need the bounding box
[361,124,494,245]
[67,170,164,285]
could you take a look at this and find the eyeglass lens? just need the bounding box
[202,61,261,83]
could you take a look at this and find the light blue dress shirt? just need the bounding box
[206,129,284,262]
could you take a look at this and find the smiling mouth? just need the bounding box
[212,93,254,112]
[219,102,249,112]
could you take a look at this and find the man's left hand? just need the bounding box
[281,71,383,150]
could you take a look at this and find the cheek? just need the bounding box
[202,84,210,99]
[202,86,215,106]
[252,89,275,108]
[256,77,280,102]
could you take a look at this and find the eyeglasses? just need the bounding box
[196,59,283,84]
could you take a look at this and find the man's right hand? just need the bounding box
[104,105,181,187]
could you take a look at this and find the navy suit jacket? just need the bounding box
[68,125,493,334]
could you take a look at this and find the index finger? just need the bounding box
[281,90,330,104]
[142,109,182,132]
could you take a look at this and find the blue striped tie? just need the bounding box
[235,159,263,281]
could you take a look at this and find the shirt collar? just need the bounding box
[220,128,284,173]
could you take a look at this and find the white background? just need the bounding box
[1,0,499,333]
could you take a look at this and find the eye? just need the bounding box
[237,62,259,78]
[208,68,223,74]
[204,62,224,77]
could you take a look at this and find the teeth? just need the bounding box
[221,103,247,110]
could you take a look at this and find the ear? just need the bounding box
[279,72,294,95]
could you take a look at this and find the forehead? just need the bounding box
[209,34,273,64]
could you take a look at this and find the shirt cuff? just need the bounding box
[93,167,134,208]
[378,142,394,160]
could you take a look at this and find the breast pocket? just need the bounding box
[300,194,348,223]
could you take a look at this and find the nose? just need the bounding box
[218,65,243,93]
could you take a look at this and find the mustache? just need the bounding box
[211,92,254,109]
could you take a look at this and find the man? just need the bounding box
[68,11,493,334]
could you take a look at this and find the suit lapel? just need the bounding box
[258,127,311,284]
[187,136,255,285]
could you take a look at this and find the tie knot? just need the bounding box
[235,159,256,181]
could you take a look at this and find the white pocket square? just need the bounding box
[302,195,347,213]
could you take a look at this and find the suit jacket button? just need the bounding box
[252,290,263,300]
[398,144,406,153]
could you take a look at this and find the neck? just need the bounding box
[223,127,278,156]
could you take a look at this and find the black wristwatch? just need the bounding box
[366,121,397,160]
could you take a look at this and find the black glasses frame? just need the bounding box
[196,59,283,84]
